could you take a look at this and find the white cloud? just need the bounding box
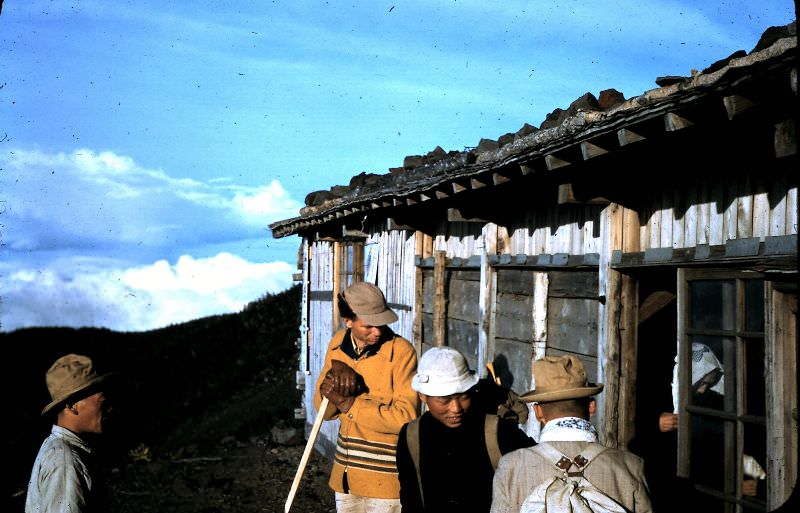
[1,148,302,252]
[0,253,294,332]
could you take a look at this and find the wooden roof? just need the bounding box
[270,28,797,239]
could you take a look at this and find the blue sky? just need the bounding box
[0,1,795,332]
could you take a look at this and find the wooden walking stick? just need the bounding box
[285,396,329,513]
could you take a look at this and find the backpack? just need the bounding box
[519,444,628,513]
[405,414,501,509]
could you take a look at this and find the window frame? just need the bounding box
[676,268,768,512]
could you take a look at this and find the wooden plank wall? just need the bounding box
[640,178,797,251]
[507,205,603,256]
[544,271,600,383]
[494,269,535,394]
[306,240,339,454]
[371,230,417,340]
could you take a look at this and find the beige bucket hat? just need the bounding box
[42,354,114,415]
[411,346,480,396]
[520,354,603,403]
[342,282,398,326]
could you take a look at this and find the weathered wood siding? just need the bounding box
[305,240,338,453]
[639,179,797,251]
[507,205,603,256]
[368,230,417,340]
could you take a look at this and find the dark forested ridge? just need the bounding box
[6,284,304,510]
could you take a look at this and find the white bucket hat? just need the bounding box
[411,346,479,397]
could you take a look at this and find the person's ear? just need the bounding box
[533,403,545,423]
[344,318,353,329]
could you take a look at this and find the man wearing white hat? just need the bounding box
[491,354,652,513]
[26,353,115,513]
[314,282,419,513]
[395,346,534,513]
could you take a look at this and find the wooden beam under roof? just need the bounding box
[723,94,756,120]
[580,141,609,160]
[447,207,488,223]
[557,183,610,205]
[617,128,646,146]
[664,112,694,131]
[774,118,797,158]
[545,154,570,170]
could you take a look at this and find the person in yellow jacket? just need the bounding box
[314,282,419,513]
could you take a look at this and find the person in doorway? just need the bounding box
[26,353,116,513]
[491,354,652,513]
[314,282,419,513]
[660,342,765,498]
[395,346,534,513]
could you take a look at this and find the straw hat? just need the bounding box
[41,354,114,415]
[342,282,398,326]
[412,346,480,397]
[520,355,603,403]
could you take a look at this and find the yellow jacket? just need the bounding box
[314,328,419,499]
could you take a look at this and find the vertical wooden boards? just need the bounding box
[433,250,446,346]
[698,180,711,245]
[479,223,498,376]
[709,181,725,246]
[765,283,798,510]
[788,185,798,235]
[752,175,771,239]
[737,173,754,239]
[307,240,338,455]
[723,178,738,243]
[769,174,787,237]
[617,274,638,450]
[684,182,698,248]
[532,271,549,362]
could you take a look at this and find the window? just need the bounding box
[677,270,767,512]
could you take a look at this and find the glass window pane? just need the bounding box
[690,414,728,490]
[745,280,764,332]
[690,337,730,411]
[691,280,735,330]
[745,338,766,416]
[743,423,768,504]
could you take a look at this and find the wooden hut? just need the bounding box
[271,23,797,511]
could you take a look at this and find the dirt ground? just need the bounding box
[107,434,335,513]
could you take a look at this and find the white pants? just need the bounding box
[334,492,401,513]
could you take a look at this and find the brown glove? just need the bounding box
[320,374,356,413]
[326,360,363,397]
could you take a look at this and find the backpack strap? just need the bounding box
[535,443,609,478]
[484,414,501,470]
[405,419,425,509]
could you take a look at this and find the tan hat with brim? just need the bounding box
[42,354,114,416]
[343,282,398,326]
[520,354,603,403]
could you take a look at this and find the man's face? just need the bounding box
[75,391,111,434]
[422,392,471,428]
[346,317,384,348]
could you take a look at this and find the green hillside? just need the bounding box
[6,284,301,506]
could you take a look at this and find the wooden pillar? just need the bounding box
[331,241,342,333]
[413,232,425,354]
[597,203,640,448]
[478,223,498,377]
[433,250,446,346]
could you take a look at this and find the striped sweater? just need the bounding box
[314,328,419,499]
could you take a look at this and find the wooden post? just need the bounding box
[413,232,425,354]
[433,250,446,346]
[478,223,498,377]
[332,241,342,333]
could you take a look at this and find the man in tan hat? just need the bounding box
[314,282,419,512]
[491,354,652,513]
[26,353,115,513]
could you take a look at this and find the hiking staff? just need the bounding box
[284,396,328,513]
